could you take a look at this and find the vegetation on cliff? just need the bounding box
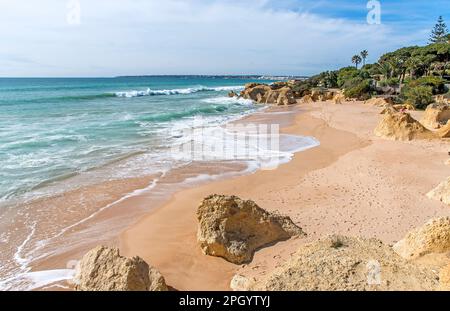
[289,16,450,108]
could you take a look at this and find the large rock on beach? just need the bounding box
[437,120,450,138]
[439,264,450,290]
[238,235,438,291]
[393,217,450,260]
[240,84,296,106]
[427,177,450,205]
[197,195,305,264]
[421,103,450,129]
[364,97,392,107]
[374,111,436,141]
[74,246,168,291]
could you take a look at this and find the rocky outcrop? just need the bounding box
[436,120,450,138]
[332,93,346,105]
[374,111,436,141]
[393,217,450,260]
[228,91,237,98]
[240,84,296,106]
[421,104,450,129]
[230,274,256,291]
[197,195,305,264]
[427,177,450,205]
[439,264,450,290]
[74,246,168,291]
[300,94,313,104]
[239,235,438,291]
[365,97,392,107]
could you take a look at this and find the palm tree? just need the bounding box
[360,50,369,67]
[352,55,362,69]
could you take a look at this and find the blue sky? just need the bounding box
[0,0,449,77]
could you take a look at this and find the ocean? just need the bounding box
[0,76,273,205]
[0,76,319,290]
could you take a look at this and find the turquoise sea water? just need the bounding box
[0,76,274,205]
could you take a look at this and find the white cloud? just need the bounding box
[0,0,426,77]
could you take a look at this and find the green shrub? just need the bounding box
[343,78,372,100]
[379,77,400,87]
[401,85,433,109]
[337,67,359,88]
[408,76,446,94]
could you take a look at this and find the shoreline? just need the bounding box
[2,100,450,291]
[0,103,313,290]
[120,101,450,291]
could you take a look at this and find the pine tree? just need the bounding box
[429,16,449,43]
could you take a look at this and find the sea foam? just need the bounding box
[114,85,243,98]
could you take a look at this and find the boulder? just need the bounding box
[332,93,346,105]
[436,120,450,138]
[74,246,168,291]
[439,264,450,290]
[197,195,305,264]
[241,84,272,103]
[228,91,237,98]
[275,87,296,106]
[421,104,450,129]
[300,94,313,104]
[241,235,438,291]
[393,217,450,260]
[230,275,256,291]
[374,111,436,141]
[427,177,450,205]
[364,97,392,107]
[241,84,296,106]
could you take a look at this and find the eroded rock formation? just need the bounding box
[421,103,450,129]
[427,178,450,205]
[374,111,436,141]
[74,246,168,291]
[197,195,305,264]
[393,217,450,259]
[240,83,296,106]
[236,235,438,291]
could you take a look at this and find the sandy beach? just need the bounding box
[119,101,450,291]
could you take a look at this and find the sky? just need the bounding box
[0,0,449,77]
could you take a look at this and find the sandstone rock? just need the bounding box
[300,94,313,104]
[74,246,168,291]
[241,84,296,106]
[230,275,255,291]
[421,104,450,129]
[275,87,296,106]
[332,93,346,105]
[364,97,392,107]
[244,235,438,291]
[241,84,272,103]
[427,177,450,205]
[436,120,450,138]
[393,217,450,260]
[374,111,436,141]
[393,103,415,111]
[197,195,305,264]
[228,91,237,98]
[439,264,450,290]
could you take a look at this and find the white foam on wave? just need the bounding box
[0,269,75,291]
[114,85,244,98]
[201,96,254,106]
